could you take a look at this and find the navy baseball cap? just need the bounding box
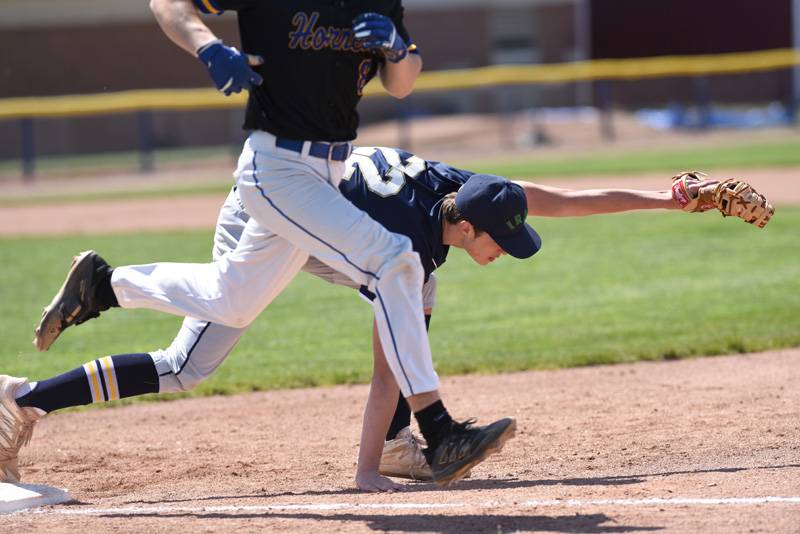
[455,174,542,259]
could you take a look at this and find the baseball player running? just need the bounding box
[146,0,516,486]
[1,144,773,490]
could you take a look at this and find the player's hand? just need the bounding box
[197,40,264,96]
[353,12,408,63]
[355,470,407,492]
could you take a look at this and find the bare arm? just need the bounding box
[513,181,679,217]
[380,54,422,99]
[150,0,218,56]
[355,321,405,492]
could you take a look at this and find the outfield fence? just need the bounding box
[2,48,799,177]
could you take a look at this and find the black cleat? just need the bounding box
[428,417,516,486]
[33,250,111,351]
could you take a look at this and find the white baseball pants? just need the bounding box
[152,187,437,394]
[113,132,438,396]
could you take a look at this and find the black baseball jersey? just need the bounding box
[193,0,415,142]
[340,146,475,281]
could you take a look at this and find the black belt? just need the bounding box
[275,137,352,161]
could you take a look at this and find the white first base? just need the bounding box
[0,483,72,514]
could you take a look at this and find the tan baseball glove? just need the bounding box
[671,171,775,228]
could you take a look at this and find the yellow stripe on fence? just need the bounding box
[1,48,799,120]
[377,47,800,94]
[0,88,248,120]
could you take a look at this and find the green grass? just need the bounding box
[1,209,798,400]
[457,139,800,178]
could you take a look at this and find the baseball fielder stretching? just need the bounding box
[0,144,772,490]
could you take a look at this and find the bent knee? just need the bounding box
[210,300,257,329]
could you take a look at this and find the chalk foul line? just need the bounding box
[19,496,800,516]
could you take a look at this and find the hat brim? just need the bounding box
[492,223,542,259]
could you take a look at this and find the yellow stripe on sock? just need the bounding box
[82,362,103,403]
[100,356,119,401]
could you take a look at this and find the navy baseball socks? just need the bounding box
[34,250,119,352]
[1,354,158,482]
[15,353,159,413]
[414,400,453,453]
[386,392,412,440]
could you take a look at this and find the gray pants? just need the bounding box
[152,187,437,393]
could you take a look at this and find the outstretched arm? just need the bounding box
[513,180,694,217]
[515,173,774,227]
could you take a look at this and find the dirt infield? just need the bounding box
[2,166,798,530]
[5,349,799,531]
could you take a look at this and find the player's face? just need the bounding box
[463,231,507,266]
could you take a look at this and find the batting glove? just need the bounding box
[197,40,263,96]
[353,12,409,63]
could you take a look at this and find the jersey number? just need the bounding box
[343,147,426,197]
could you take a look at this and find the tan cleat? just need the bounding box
[379,427,433,481]
[33,250,111,352]
[0,375,42,483]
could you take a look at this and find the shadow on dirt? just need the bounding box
[98,511,663,533]
[122,462,800,503]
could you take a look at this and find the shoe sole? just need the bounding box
[434,418,517,487]
[379,468,472,482]
[379,467,433,481]
[32,250,96,352]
